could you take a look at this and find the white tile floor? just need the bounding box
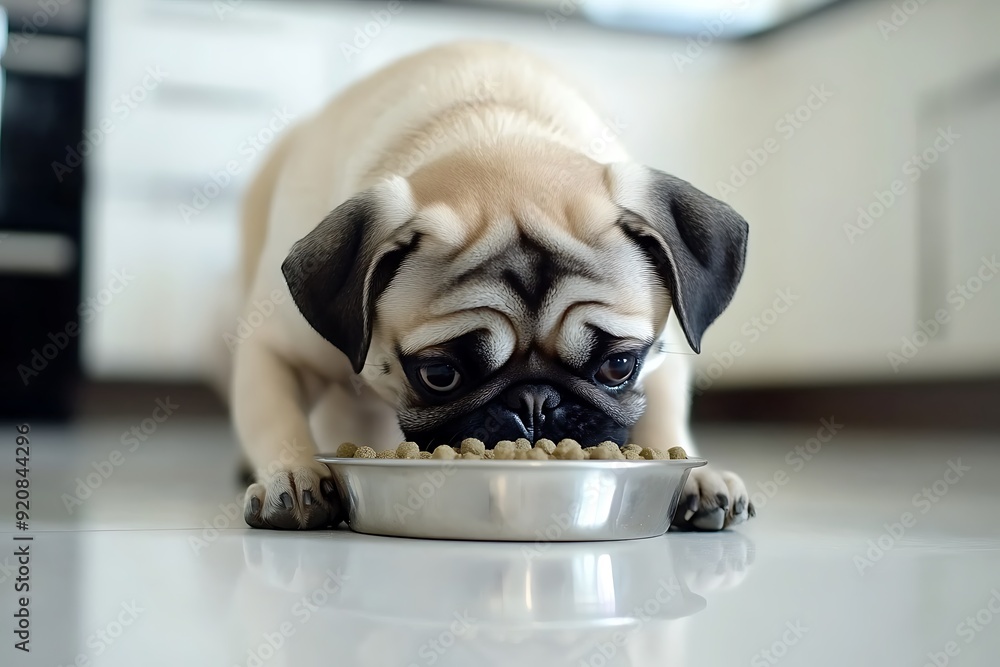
[2,418,999,666]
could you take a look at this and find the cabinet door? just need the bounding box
[911,69,1000,377]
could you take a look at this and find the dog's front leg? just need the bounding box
[232,338,340,529]
[631,352,754,531]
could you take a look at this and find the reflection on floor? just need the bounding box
[2,418,999,666]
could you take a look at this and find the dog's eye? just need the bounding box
[418,363,461,393]
[596,355,636,387]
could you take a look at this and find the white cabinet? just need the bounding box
[687,0,1000,386]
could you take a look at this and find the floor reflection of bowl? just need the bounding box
[317,456,706,541]
[333,537,706,628]
[235,532,759,667]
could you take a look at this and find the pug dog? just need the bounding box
[231,42,752,532]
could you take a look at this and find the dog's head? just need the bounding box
[282,143,747,449]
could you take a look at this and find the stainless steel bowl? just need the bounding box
[315,456,706,541]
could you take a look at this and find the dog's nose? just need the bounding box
[503,384,561,438]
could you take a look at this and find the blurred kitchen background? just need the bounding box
[2,0,999,429]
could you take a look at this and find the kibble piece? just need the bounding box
[483,449,495,459]
[514,438,532,451]
[553,439,586,460]
[461,452,481,459]
[460,438,486,457]
[667,446,688,460]
[639,447,665,460]
[431,445,458,460]
[534,439,556,454]
[587,441,622,460]
[622,444,642,455]
[624,451,641,460]
[494,441,517,460]
[553,439,581,458]
[396,442,420,459]
[586,445,615,460]
[418,451,432,459]
[337,442,359,458]
[376,449,397,459]
[354,446,377,459]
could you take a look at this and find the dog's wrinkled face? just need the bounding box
[282,143,748,449]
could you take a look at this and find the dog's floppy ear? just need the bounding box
[281,178,418,374]
[609,164,749,354]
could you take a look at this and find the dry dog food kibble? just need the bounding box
[535,439,556,454]
[396,441,420,459]
[431,444,458,460]
[337,442,359,458]
[459,438,486,456]
[342,440,688,461]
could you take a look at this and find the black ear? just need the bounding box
[281,190,418,374]
[615,167,749,353]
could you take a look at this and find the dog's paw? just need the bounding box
[243,461,343,530]
[671,466,755,531]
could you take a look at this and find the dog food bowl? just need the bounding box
[315,455,706,541]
